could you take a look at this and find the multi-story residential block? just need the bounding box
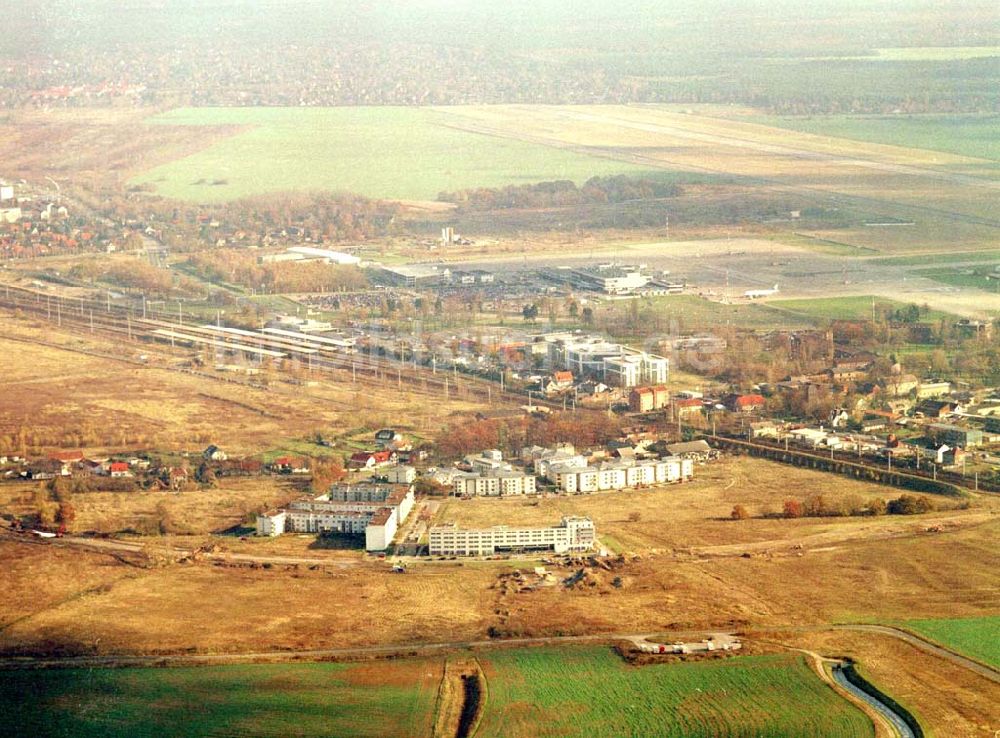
[453,470,537,497]
[429,516,595,556]
[256,481,415,551]
[546,457,692,493]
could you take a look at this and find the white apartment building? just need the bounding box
[464,449,511,473]
[256,481,415,551]
[429,516,595,556]
[547,457,692,493]
[453,471,537,497]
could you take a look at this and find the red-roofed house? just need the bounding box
[672,397,705,419]
[109,461,132,478]
[726,393,766,413]
[348,450,396,469]
[552,371,574,387]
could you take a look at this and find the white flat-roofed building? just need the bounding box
[546,334,668,388]
[376,264,450,287]
[570,265,651,295]
[381,465,417,484]
[256,510,287,536]
[534,450,588,478]
[453,470,536,497]
[286,246,362,265]
[547,457,692,493]
[256,481,414,551]
[429,516,595,556]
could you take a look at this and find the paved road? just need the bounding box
[832,664,918,738]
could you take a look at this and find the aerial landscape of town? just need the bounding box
[0,1,998,736]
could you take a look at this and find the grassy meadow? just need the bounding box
[749,114,1000,162]
[477,647,874,738]
[132,107,645,202]
[768,295,955,323]
[901,616,1000,669]
[0,660,441,737]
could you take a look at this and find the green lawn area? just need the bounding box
[901,616,1000,669]
[644,294,814,330]
[867,251,1000,268]
[0,660,440,737]
[769,295,954,323]
[750,114,1000,162]
[132,107,647,202]
[477,647,874,738]
[914,267,1000,292]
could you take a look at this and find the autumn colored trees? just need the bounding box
[435,411,622,460]
[438,176,681,210]
[185,249,369,294]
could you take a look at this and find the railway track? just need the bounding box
[0,284,560,410]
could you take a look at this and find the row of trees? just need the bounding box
[730,492,943,521]
[436,411,623,460]
[96,192,399,254]
[438,176,681,210]
[185,249,369,293]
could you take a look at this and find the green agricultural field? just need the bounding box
[132,107,646,202]
[769,295,954,323]
[749,114,1000,162]
[901,616,1000,669]
[477,648,874,738]
[0,660,440,737]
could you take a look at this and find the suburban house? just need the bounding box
[377,465,417,484]
[672,397,704,419]
[168,467,188,489]
[882,374,919,397]
[663,440,715,461]
[915,399,961,419]
[374,428,404,449]
[203,445,227,461]
[725,393,765,413]
[108,461,132,478]
[550,370,574,390]
[269,456,311,474]
[936,445,966,467]
[927,423,983,449]
[750,420,779,438]
[348,450,396,469]
[628,385,669,413]
[916,381,952,399]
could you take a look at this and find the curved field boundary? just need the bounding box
[833,625,1000,685]
[832,663,921,738]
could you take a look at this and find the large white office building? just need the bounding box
[429,516,595,556]
[544,334,668,388]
